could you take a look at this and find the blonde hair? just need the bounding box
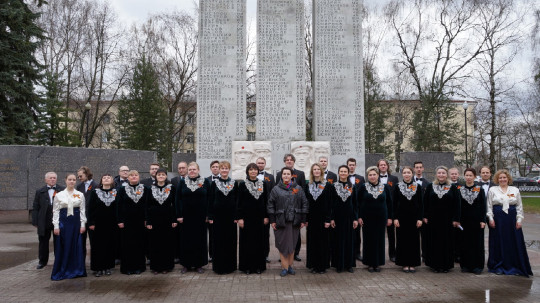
[128,170,139,177]
[219,161,231,169]
[309,163,325,183]
[366,166,379,175]
[433,166,450,185]
[188,162,200,170]
[493,169,513,185]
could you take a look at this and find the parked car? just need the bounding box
[533,176,540,183]
[514,177,536,183]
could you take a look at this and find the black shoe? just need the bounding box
[461,267,469,273]
[356,254,363,261]
[36,264,45,270]
[294,255,301,262]
[347,268,354,273]
[318,270,326,274]
[94,271,103,277]
[472,268,482,275]
[256,269,262,274]
[245,270,251,275]
[134,270,142,275]
[374,267,381,272]
[174,258,180,264]
[105,269,112,275]
[208,258,213,263]
[265,257,270,263]
[390,256,396,262]
[367,267,374,273]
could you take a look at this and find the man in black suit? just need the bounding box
[414,161,430,262]
[141,163,160,186]
[114,165,129,188]
[32,172,65,269]
[76,166,99,262]
[276,153,306,261]
[347,157,365,261]
[171,161,188,187]
[319,156,337,184]
[256,157,275,263]
[479,166,495,199]
[205,160,220,262]
[378,159,399,262]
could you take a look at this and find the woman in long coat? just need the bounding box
[423,166,461,273]
[393,166,423,273]
[330,165,358,273]
[208,161,238,274]
[176,162,211,274]
[116,170,149,275]
[305,163,332,274]
[358,166,393,273]
[487,169,532,277]
[51,173,87,280]
[237,163,268,274]
[87,174,117,277]
[146,168,177,274]
[458,168,486,274]
[268,167,309,277]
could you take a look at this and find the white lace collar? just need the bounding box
[309,181,326,200]
[215,178,235,196]
[432,184,451,199]
[186,177,205,192]
[366,182,385,199]
[125,184,144,203]
[245,179,264,199]
[459,185,480,205]
[334,182,352,202]
[95,188,117,206]
[398,182,417,201]
[151,184,172,205]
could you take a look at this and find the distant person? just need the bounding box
[32,172,65,269]
[449,168,461,184]
[114,165,130,188]
[141,163,160,186]
[377,159,398,262]
[171,161,188,187]
[76,166,98,261]
[414,161,430,261]
[319,156,337,184]
[347,157,365,261]
[479,166,495,199]
[487,170,532,277]
[206,160,220,262]
[51,173,87,280]
[170,161,188,264]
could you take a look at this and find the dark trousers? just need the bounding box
[264,224,270,258]
[295,233,301,256]
[208,223,213,258]
[387,224,396,258]
[354,227,362,257]
[38,228,57,265]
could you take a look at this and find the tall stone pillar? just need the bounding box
[312,0,365,173]
[197,0,246,176]
[256,0,305,172]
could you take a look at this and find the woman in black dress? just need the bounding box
[358,166,393,273]
[423,166,461,273]
[305,163,331,274]
[458,168,486,274]
[393,166,423,273]
[330,165,358,273]
[268,167,309,277]
[237,163,268,274]
[176,162,211,274]
[87,174,117,277]
[146,168,177,274]
[208,161,238,274]
[116,170,149,275]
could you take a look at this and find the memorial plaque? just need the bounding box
[231,141,272,180]
[197,0,247,177]
[0,145,156,211]
[312,1,365,173]
[256,0,306,168]
[290,141,330,174]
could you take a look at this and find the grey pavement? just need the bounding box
[0,210,539,303]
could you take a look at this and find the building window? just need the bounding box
[103,114,111,124]
[101,131,109,143]
[186,113,195,125]
[187,149,194,154]
[247,115,255,126]
[186,133,194,143]
[247,131,256,141]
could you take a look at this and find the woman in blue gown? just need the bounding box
[51,173,87,280]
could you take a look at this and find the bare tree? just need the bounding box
[385,0,488,152]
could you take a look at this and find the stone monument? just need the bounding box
[231,141,272,180]
[197,0,246,176]
[290,141,331,174]
[312,1,365,173]
[256,0,306,168]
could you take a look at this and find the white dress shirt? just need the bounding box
[257,171,265,181]
[414,176,424,186]
[380,174,388,185]
[487,186,524,223]
[52,189,87,229]
[47,186,56,205]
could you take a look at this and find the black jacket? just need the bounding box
[325,170,338,184]
[276,168,306,190]
[267,181,309,228]
[32,184,65,236]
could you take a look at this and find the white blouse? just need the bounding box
[486,186,524,223]
[52,189,87,229]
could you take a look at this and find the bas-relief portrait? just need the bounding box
[231,141,272,180]
[290,141,331,174]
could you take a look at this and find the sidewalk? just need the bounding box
[0,210,539,303]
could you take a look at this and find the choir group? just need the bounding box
[32,154,533,281]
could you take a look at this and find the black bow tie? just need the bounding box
[480,182,489,186]
[212,176,219,180]
[259,172,264,175]
[47,186,56,190]
[380,175,388,178]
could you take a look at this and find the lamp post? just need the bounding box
[85,101,91,148]
[462,101,469,168]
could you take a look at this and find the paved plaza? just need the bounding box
[0,210,539,303]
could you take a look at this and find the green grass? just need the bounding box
[522,196,540,214]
